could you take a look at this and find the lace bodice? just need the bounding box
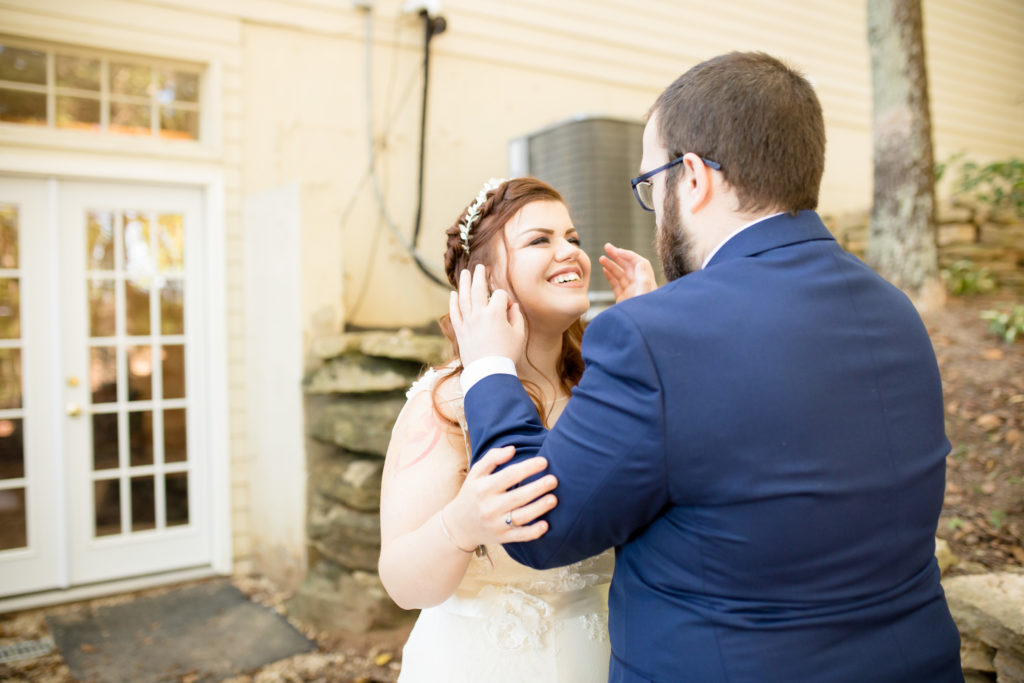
[400,368,615,654]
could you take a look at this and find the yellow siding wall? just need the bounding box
[335,0,1024,327]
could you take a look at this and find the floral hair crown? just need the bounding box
[459,178,506,254]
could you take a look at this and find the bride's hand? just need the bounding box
[443,446,558,547]
[599,242,657,302]
[449,264,526,366]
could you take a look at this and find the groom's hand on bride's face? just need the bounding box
[450,264,526,366]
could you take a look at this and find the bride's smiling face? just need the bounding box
[490,200,591,332]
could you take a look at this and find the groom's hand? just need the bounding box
[449,264,526,366]
[599,242,657,302]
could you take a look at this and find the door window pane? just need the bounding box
[56,95,101,131]
[56,54,101,90]
[164,409,187,463]
[90,346,117,404]
[156,214,184,271]
[160,281,184,335]
[0,349,22,410]
[94,479,121,536]
[162,345,185,399]
[127,346,153,401]
[0,278,20,339]
[0,89,45,126]
[110,101,151,136]
[166,472,189,526]
[123,212,153,279]
[92,412,119,470]
[86,211,115,271]
[88,279,116,337]
[126,281,151,336]
[0,45,45,84]
[0,418,24,479]
[128,410,153,466]
[130,476,155,531]
[0,488,27,550]
[0,204,19,269]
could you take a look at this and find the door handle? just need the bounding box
[66,402,83,417]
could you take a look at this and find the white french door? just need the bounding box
[0,175,213,597]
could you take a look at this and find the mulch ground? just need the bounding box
[1,291,1021,682]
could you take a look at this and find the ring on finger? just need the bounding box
[505,511,514,527]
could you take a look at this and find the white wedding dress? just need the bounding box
[396,369,614,682]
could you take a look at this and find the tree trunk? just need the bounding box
[866,0,945,311]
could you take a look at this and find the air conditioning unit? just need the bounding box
[509,115,659,310]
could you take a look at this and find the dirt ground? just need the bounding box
[1,291,1021,683]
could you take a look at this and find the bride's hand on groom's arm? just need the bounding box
[600,242,656,302]
[450,264,526,366]
[445,446,558,547]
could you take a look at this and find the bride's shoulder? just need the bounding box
[401,364,463,423]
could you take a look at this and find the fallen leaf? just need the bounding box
[1012,546,1024,565]
[976,414,1002,430]
[80,643,97,653]
[980,481,996,494]
[374,652,394,667]
[1005,429,1021,444]
[982,348,1004,360]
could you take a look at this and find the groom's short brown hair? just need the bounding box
[652,51,825,215]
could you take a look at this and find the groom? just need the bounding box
[450,52,962,681]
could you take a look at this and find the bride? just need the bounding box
[379,177,645,681]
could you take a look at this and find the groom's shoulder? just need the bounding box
[600,271,722,322]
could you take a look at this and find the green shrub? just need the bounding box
[937,155,1024,218]
[942,259,996,296]
[980,304,1024,343]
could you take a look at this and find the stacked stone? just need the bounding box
[821,204,1024,292]
[287,330,448,633]
[944,572,1024,683]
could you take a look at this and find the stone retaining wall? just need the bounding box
[943,571,1024,682]
[287,330,448,633]
[823,202,1024,291]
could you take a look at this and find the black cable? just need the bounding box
[411,10,446,251]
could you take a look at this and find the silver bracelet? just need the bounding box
[438,507,476,553]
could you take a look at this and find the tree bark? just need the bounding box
[867,0,945,311]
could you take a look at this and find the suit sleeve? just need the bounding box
[464,305,669,568]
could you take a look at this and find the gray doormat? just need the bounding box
[46,578,317,682]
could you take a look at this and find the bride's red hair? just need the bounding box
[432,177,585,428]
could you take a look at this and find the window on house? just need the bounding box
[0,38,201,141]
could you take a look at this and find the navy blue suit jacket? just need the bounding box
[465,212,962,682]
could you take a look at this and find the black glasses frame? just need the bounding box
[630,154,722,212]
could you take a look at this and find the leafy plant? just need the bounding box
[942,259,996,296]
[980,304,1024,343]
[946,517,964,531]
[937,154,1024,218]
[990,509,1007,530]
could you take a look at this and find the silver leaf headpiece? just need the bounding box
[458,178,506,254]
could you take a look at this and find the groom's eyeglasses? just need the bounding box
[630,155,722,212]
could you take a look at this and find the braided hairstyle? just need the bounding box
[432,177,586,427]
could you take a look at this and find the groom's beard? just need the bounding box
[656,186,700,281]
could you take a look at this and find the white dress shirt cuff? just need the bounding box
[460,356,518,394]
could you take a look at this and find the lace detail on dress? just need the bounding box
[579,611,610,642]
[477,585,553,650]
[519,553,607,594]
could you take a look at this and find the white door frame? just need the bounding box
[0,152,231,611]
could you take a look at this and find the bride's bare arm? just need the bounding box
[378,385,559,610]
